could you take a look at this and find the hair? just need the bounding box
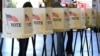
[23,2,32,7]
[68,3,76,8]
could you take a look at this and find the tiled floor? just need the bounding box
[1,30,100,56]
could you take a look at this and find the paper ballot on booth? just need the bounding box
[52,8,69,32]
[32,7,53,34]
[68,8,83,29]
[2,8,33,38]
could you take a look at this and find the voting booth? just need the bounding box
[92,8,97,27]
[96,1,100,28]
[2,8,33,38]
[68,8,84,29]
[52,8,69,32]
[84,9,93,28]
[32,7,53,34]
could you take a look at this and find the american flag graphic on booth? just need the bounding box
[52,12,59,18]
[25,14,30,21]
[46,14,51,20]
[69,11,77,16]
[85,12,88,16]
[33,14,40,20]
[64,12,68,17]
[6,14,18,22]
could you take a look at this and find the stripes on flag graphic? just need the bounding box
[64,12,68,17]
[52,12,59,18]
[33,14,40,20]
[25,14,30,21]
[46,13,51,20]
[69,11,77,16]
[6,14,18,22]
[85,12,88,16]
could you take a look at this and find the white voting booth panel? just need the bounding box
[92,8,97,27]
[84,9,92,28]
[32,7,53,34]
[2,8,33,39]
[52,8,69,32]
[68,8,84,29]
[97,12,100,28]
[97,1,100,28]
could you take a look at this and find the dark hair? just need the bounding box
[23,2,32,8]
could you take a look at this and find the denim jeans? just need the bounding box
[18,38,29,56]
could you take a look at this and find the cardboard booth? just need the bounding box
[68,8,84,29]
[2,8,33,38]
[84,9,92,28]
[52,8,69,32]
[92,8,97,27]
[32,7,53,34]
[96,1,100,28]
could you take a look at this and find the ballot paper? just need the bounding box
[32,7,53,34]
[2,8,33,38]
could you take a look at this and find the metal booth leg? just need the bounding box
[42,35,47,56]
[95,28,100,53]
[51,33,57,56]
[0,38,4,56]
[73,30,78,56]
[85,29,90,56]
[80,30,84,56]
[32,35,36,56]
[90,29,93,56]
[11,38,14,56]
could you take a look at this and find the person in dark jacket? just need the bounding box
[66,3,76,56]
[17,2,32,56]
